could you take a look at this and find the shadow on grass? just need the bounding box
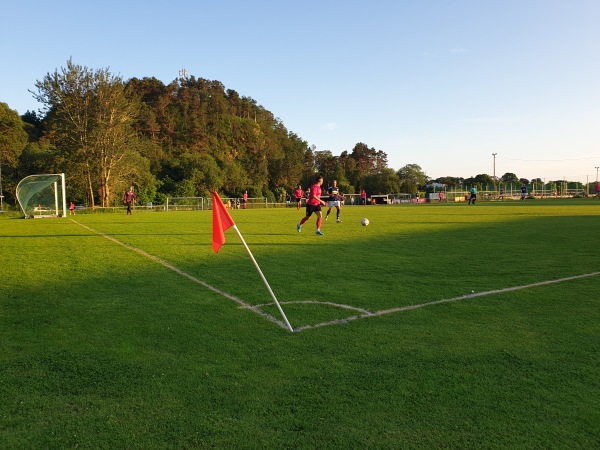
[33,208,598,331]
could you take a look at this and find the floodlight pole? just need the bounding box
[492,153,497,192]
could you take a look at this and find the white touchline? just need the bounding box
[71,219,599,333]
[70,219,290,330]
[294,271,600,331]
[374,272,600,316]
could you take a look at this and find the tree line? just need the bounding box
[0,59,588,209]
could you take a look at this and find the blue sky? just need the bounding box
[2,0,599,183]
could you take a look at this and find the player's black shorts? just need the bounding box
[305,204,321,215]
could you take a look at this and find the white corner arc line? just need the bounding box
[249,300,374,316]
[294,271,600,331]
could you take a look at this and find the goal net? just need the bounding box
[16,173,67,218]
[165,197,206,211]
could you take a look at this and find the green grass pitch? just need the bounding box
[1,200,599,448]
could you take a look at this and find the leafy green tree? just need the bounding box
[21,110,44,141]
[18,141,56,175]
[374,150,388,173]
[501,172,519,184]
[314,150,336,185]
[331,161,351,194]
[397,164,427,194]
[222,160,250,195]
[124,73,334,198]
[170,152,223,197]
[473,174,494,189]
[32,59,140,208]
[474,174,492,184]
[343,142,389,191]
[274,186,287,203]
[432,176,463,189]
[337,151,357,192]
[110,141,155,206]
[0,103,28,204]
[350,143,371,175]
[300,146,316,188]
[363,168,400,194]
[0,103,28,166]
[267,131,306,192]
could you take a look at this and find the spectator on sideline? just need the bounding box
[499,188,505,201]
[325,179,343,223]
[297,175,327,236]
[285,193,291,207]
[124,187,136,215]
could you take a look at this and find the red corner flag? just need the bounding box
[212,191,236,253]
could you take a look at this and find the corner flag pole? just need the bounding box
[211,191,293,332]
[230,224,294,332]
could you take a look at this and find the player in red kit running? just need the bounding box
[297,175,327,235]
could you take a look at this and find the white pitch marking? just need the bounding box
[294,271,600,331]
[249,300,374,316]
[70,219,290,330]
[70,219,600,333]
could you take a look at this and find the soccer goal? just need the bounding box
[16,173,67,218]
[388,193,413,204]
[165,197,206,211]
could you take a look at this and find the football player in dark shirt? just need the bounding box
[325,179,343,223]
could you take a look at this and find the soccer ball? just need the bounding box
[361,218,369,226]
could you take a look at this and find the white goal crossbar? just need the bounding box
[165,197,206,211]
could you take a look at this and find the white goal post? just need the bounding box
[16,173,67,218]
[165,197,206,211]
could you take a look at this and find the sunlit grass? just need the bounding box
[1,199,599,448]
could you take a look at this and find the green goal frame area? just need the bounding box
[16,173,67,219]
